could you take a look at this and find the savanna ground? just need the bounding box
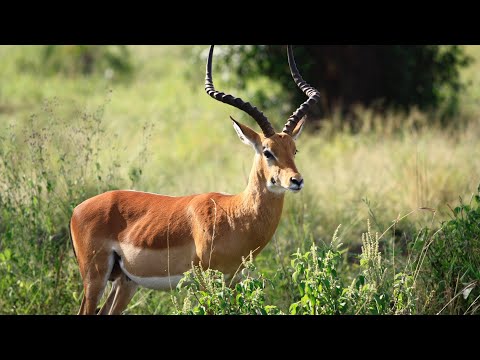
[0,45,479,314]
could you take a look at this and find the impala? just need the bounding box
[70,45,320,314]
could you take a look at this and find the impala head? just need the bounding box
[205,45,320,194]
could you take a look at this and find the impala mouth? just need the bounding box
[268,177,304,194]
[289,186,302,193]
[288,182,304,193]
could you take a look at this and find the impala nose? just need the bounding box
[290,177,304,190]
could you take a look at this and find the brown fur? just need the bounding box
[71,121,304,314]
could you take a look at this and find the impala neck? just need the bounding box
[240,154,285,219]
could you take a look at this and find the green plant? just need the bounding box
[289,222,417,315]
[174,255,281,315]
[422,185,480,314]
[0,95,152,314]
[289,227,347,315]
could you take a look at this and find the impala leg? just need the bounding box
[97,260,124,315]
[97,279,120,315]
[78,252,114,315]
[78,294,87,315]
[107,273,138,315]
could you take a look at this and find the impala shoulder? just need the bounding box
[196,192,234,205]
[187,192,238,221]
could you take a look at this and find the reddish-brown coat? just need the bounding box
[71,122,304,314]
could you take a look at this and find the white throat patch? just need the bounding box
[266,180,287,194]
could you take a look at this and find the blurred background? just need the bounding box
[0,45,479,314]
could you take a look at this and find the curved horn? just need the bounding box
[283,45,321,135]
[205,45,276,138]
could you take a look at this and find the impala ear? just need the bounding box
[231,117,262,153]
[291,118,306,141]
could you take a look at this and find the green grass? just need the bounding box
[1,45,480,314]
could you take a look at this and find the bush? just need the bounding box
[214,45,471,123]
[420,186,480,314]
[174,222,418,315]
[289,224,416,315]
[175,254,281,315]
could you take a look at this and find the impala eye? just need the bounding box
[263,150,273,159]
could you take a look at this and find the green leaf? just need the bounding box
[289,302,299,315]
[356,275,365,288]
[292,271,300,284]
[324,279,330,289]
[299,283,305,296]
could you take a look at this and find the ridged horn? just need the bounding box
[205,45,276,138]
[283,45,321,135]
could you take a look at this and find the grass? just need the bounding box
[1,45,480,314]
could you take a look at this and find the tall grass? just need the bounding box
[0,95,153,313]
[1,45,479,314]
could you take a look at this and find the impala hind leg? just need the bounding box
[97,279,120,315]
[102,273,138,315]
[98,272,138,315]
[98,276,138,315]
[77,252,115,315]
[96,256,138,315]
[97,259,122,315]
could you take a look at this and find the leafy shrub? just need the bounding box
[175,255,281,315]
[174,222,418,315]
[421,186,480,314]
[289,223,416,315]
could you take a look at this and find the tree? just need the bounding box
[217,45,471,123]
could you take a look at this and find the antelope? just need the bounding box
[70,45,320,315]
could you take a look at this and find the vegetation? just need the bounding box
[211,45,471,120]
[17,45,134,80]
[0,45,479,314]
[422,190,480,314]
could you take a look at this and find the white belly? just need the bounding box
[110,241,195,289]
[119,259,183,290]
